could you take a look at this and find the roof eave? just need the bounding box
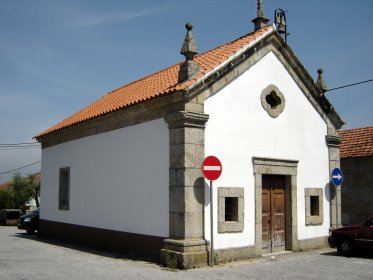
[184,25,276,96]
[183,26,344,130]
[320,95,345,129]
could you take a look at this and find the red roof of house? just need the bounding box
[0,182,10,191]
[36,25,274,138]
[339,126,373,158]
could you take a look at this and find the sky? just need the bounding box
[0,0,372,183]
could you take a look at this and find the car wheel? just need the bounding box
[337,239,353,256]
[26,228,35,234]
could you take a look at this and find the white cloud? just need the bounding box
[67,9,158,28]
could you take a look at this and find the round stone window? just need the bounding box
[260,84,285,118]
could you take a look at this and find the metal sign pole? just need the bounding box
[335,185,339,228]
[210,180,214,267]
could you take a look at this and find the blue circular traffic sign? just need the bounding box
[331,168,343,187]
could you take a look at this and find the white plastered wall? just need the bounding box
[204,51,330,249]
[40,118,169,237]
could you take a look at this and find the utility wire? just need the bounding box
[0,145,39,147]
[326,79,373,92]
[0,161,41,175]
[0,142,40,147]
[0,142,40,151]
[0,142,39,145]
[0,146,40,151]
[0,144,39,147]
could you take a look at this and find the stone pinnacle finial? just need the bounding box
[180,22,199,60]
[252,0,269,31]
[178,22,200,83]
[186,22,193,31]
[316,68,328,94]
[257,0,264,17]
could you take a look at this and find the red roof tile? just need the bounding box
[0,182,10,191]
[36,26,274,138]
[339,126,373,158]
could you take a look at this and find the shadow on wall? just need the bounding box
[324,182,333,203]
[203,180,210,207]
[193,176,206,205]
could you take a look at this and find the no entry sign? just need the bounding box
[202,156,222,181]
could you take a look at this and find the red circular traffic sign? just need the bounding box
[202,156,222,181]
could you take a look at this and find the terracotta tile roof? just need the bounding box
[339,126,373,158]
[36,25,274,138]
[0,182,10,191]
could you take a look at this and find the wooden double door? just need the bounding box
[262,175,286,253]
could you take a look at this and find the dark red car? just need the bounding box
[328,216,373,256]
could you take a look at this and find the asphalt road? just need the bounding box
[0,226,372,280]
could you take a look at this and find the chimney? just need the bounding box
[178,23,200,83]
[251,0,269,31]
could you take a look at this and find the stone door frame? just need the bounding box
[252,157,300,254]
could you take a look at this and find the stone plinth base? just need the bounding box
[161,238,209,269]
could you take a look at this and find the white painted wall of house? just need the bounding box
[204,51,330,250]
[40,118,169,238]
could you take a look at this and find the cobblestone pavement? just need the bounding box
[1,226,372,280]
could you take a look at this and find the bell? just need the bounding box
[277,23,286,34]
[276,13,286,34]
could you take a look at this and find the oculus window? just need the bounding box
[260,84,285,118]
